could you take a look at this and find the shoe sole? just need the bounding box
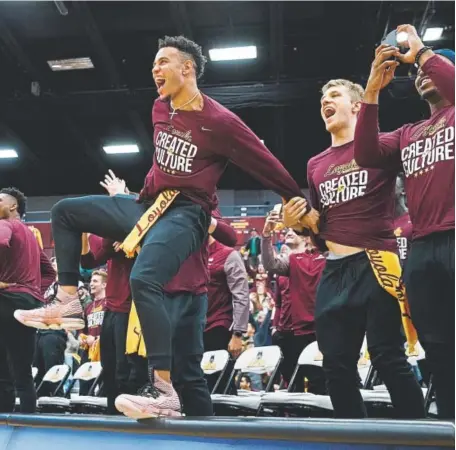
[115,397,182,419]
[14,312,85,331]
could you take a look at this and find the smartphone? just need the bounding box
[273,203,283,215]
[381,30,408,60]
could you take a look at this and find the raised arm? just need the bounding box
[354,104,403,170]
[222,113,310,210]
[261,212,290,275]
[420,53,455,106]
[395,24,454,105]
[353,43,404,170]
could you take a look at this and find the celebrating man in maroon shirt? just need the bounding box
[353,24,455,419]
[284,75,425,418]
[0,187,55,413]
[15,35,317,418]
[262,212,325,391]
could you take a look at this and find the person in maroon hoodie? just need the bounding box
[353,24,454,418]
[16,35,318,418]
[0,187,55,413]
[262,211,326,392]
[204,233,250,393]
[283,75,425,419]
[81,234,144,414]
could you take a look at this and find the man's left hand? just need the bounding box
[0,282,14,290]
[395,24,426,64]
[228,335,243,359]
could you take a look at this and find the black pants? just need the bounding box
[316,252,425,419]
[203,326,236,395]
[404,230,455,419]
[0,292,40,413]
[34,330,67,396]
[51,194,209,372]
[100,311,134,414]
[272,331,322,393]
[166,292,213,416]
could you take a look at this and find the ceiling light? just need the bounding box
[103,144,140,155]
[423,27,444,42]
[0,149,18,159]
[209,46,257,62]
[47,57,94,71]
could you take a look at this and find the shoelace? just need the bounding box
[137,383,161,399]
[43,296,62,308]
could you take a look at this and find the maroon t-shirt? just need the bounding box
[0,219,55,302]
[85,297,107,337]
[394,212,413,263]
[80,235,134,314]
[354,55,455,240]
[273,276,293,332]
[289,252,325,336]
[139,93,305,212]
[307,142,397,251]
[164,209,237,295]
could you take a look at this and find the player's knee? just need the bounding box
[51,198,74,221]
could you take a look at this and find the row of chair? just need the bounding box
[24,339,436,418]
[203,340,437,418]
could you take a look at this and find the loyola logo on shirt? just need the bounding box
[155,130,198,174]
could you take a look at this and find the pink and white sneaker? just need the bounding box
[14,286,85,331]
[115,374,182,419]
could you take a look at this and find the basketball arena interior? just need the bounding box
[0,1,454,449]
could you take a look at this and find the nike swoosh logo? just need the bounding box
[201,127,212,132]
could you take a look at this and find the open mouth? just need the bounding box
[324,107,336,119]
[155,78,166,91]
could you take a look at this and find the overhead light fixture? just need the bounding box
[0,149,18,159]
[103,144,140,155]
[423,27,444,42]
[47,57,94,71]
[209,46,257,62]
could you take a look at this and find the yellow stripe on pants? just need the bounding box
[366,249,418,356]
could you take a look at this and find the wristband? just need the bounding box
[233,331,243,338]
[415,46,433,67]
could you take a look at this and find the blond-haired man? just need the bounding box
[284,78,425,419]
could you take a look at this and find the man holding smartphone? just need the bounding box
[354,24,455,419]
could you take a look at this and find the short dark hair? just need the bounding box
[241,375,252,384]
[158,35,207,80]
[0,187,27,217]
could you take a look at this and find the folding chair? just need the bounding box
[69,362,107,413]
[36,364,72,412]
[211,345,282,416]
[258,341,333,418]
[201,350,230,394]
